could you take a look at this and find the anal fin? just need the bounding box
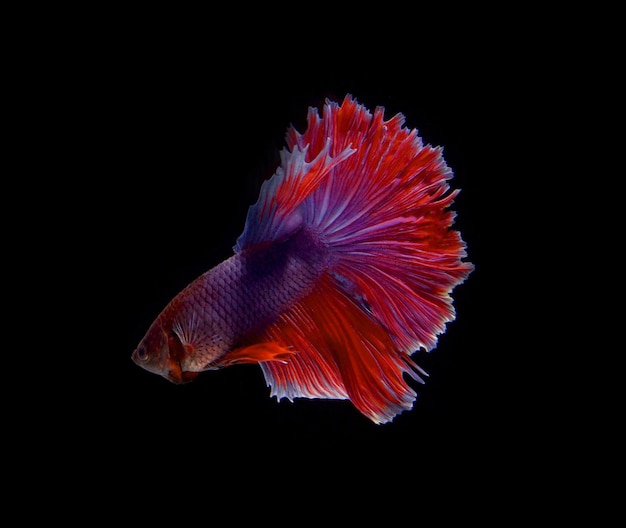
[259,273,422,424]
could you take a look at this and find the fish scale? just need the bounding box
[180,227,329,348]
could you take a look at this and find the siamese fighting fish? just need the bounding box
[132,94,474,424]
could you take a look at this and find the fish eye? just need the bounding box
[136,345,148,361]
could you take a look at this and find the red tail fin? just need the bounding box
[252,94,473,423]
[288,95,474,353]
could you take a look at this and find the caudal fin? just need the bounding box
[240,94,473,424]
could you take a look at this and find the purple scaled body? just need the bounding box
[132,227,330,382]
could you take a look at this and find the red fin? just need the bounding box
[259,274,427,425]
[285,94,474,353]
[217,342,296,368]
[234,135,355,251]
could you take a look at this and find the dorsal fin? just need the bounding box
[234,138,354,251]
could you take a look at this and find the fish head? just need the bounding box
[132,320,196,384]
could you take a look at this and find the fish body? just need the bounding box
[133,95,474,424]
[132,226,330,382]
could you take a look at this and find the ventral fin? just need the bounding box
[217,342,295,368]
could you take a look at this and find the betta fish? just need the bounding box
[132,94,474,424]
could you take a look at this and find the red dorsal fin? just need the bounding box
[234,138,355,251]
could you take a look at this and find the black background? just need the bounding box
[22,13,546,518]
[12,3,618,521]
